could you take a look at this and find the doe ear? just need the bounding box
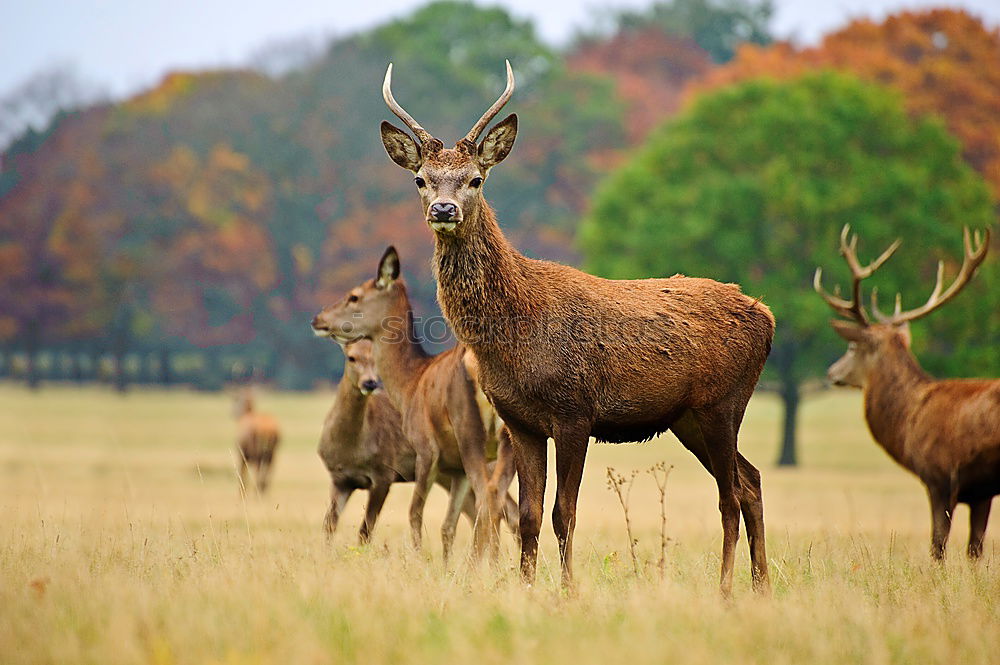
[830,319,867,343]
[478,113,517,170]
[376,246,401,289]
[380,121,422,172]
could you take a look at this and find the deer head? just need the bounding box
[231,387,255,419]
[379,61,518,236]
[342,338,381,395]
[814,225,990,387]
[311,247,404,343]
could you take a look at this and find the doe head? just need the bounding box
[311,247,403,344]
[379,61,518,236]
[342,338,381,395]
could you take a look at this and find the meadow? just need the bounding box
[1,383,997,665]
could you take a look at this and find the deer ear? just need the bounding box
[381,121,422,172]
[830,319,867,343]
[478,113,517,169]
[376,246,400,289]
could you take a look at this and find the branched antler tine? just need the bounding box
[382,63,434,145]
[885,227,991,325]
[870,289,904,323]
[814,266,866,322]
[463,59,515,145]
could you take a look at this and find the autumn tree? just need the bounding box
[697,9,1000,198]
[580,72,996,466]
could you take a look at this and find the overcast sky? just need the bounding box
[3,0,999,99]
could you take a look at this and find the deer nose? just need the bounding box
[311,316,326,330]
[430,202,458,221]
[360,379,379,393]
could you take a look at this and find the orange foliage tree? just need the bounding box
[695,9,1000,196]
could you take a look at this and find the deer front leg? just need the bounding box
[359,480,391,545]
[441,475,471,565]
[324,482,353,539]
[507,424,547,585]
[926,483,956,561]
[552,424,590,589]
[409,448,439,551]
[968,498,992,560]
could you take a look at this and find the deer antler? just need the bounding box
[871,227,990,325]
[814,225,901,325]
[382,63,437,147]
[462,60,515,146]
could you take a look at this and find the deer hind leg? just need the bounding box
[359,480,391,545]
[552,423,590,589]
[507,424,547,585]
[736,453,770,593]
[257,454,273,495]
[926,483,956,560]
[687,409,741,597]
[449,403,500,561]
[441,475,471,565]
[672,411,761,596]
[967,498,992,560]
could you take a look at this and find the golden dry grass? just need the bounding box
[1,384,997,665]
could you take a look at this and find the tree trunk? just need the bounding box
[25,322,41,390]
[776,377,800,467]
[158,349,172,386]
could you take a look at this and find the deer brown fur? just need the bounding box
[232,388,280,496]
[318,338,489,553]
[816,225,997,560]
[312,254,518,559]
[377,61,774,594]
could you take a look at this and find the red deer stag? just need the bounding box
[377,62,774,594]
[815,225,997,560]
[232,388,280,496]
[312,249,518,559]
[319,337,512,558]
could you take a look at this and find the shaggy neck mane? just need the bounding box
[432,197,535,349]
[864,336,931,466]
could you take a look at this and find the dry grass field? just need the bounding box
[1,384,997,664]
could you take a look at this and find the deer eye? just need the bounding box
[414,176,426,188]
[469,176,483,188]
[348,294,359,303]
[348,357,356,363]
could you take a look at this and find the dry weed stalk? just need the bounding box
[606,467,640,575]
[648,462,673,579]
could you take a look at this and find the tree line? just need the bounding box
[1,1,997,463]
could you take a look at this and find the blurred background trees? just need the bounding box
[0,1,996,463]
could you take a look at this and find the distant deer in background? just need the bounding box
[815,225,998,559]
[232,387,281,496]
[319,337,512,555]
[377,62,773,594]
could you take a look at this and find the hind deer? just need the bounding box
[232,388,280,496]
[815,225,998,560]
[376,61,774,594]
[312,249,518,559]
[319,337,514,558]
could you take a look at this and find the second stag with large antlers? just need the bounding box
[815,225,998,560]
[379,61,775,594]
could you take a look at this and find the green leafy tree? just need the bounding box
[581,72,996,466]
[609,0,773,63]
